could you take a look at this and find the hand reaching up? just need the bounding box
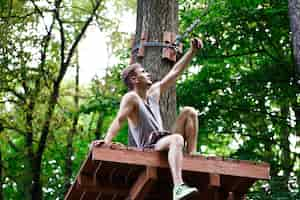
[191,38,203,53]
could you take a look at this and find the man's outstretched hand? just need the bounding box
[90,139,125,149]
[91,139,107,147]
[191,38,203,52]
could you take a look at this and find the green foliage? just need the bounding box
[1,0,299,199]
[0,0,133,199]
[177,0,299,199]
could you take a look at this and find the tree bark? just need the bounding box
[64,53,80,194]
[288,0,300,75]
[25,101,35,200]
[278,106,293,198]
[0,146,3,200]
[134,0,178,130]
[288,5,300,189]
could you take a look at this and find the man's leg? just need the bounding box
[154,134,184,186]
[173,106,199,154]
[154,134,198,199]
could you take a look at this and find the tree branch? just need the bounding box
[36,0,103,162]
[0,11,36,20]
[1,87,25,102]
[63,0,102,73]
[0,120,27,137]
[55,5,65,69]
[2,135,20,152]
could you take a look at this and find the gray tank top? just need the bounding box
[128,95,163,148]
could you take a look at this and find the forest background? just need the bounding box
[0,0,299,199]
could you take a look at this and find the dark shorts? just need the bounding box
[143,130,171,149]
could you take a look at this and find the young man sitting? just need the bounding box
[94,38,203,200]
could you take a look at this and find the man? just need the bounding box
[94,38,203,200]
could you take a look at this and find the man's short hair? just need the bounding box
[121,63,142,90]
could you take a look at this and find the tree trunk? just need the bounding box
[278,106,293,198]
[64,54,80,194]
[288,3,300,194]
[134,0,178,130]
[95,112,104,140]
[0,146,3,200]
[32,159,43,200]
[30,1,101,198]
[288,0,300,75]
[289,1,300,136]
[25,103,35,200]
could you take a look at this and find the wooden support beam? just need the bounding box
[208,174,221,200]
[78,173,94,186]
[79,191,86,200]
[80,191,101,200]
[227,192,234,200]
[226,191,247,200]
[96,192,102,200]
[93,161,102,185]
[92,147,270,180]
[128,166,157,200]
[64,151,96,200]
[209,174,221,187]
[77,174,129,195]
[64,180,84,200]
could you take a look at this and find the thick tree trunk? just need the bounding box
[134,0,178,130]
[289,1,300,125]
[32,159,43,200]
[288,0,300,75]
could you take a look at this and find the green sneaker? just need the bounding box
[173,184,198,200]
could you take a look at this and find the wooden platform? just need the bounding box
[65,145,270,200]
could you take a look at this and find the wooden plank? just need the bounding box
[80,151,98,174]
[75,183,129,196]
[209,174,220,200]
[93,161,102,185]
[78,173,95,186]
[227,192,234,200]
[65,151,95,200]
[64,180,83,200]
[79,191,86,200]
[77,174,129,195]
[209,174,220,187]
[92,147,270,180]
[128,166,157,200]
[80,191,101,200]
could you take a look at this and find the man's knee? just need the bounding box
[170,134,184,147]
[181,106,198,118]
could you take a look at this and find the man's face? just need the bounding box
[134,67,152,87]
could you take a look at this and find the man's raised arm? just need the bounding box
[158,39,203,94]
[103,93,136,144]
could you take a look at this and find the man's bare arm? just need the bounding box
[158,39,203,94]
[104,93,136,144]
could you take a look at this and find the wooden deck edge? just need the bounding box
[92,146,270,180]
